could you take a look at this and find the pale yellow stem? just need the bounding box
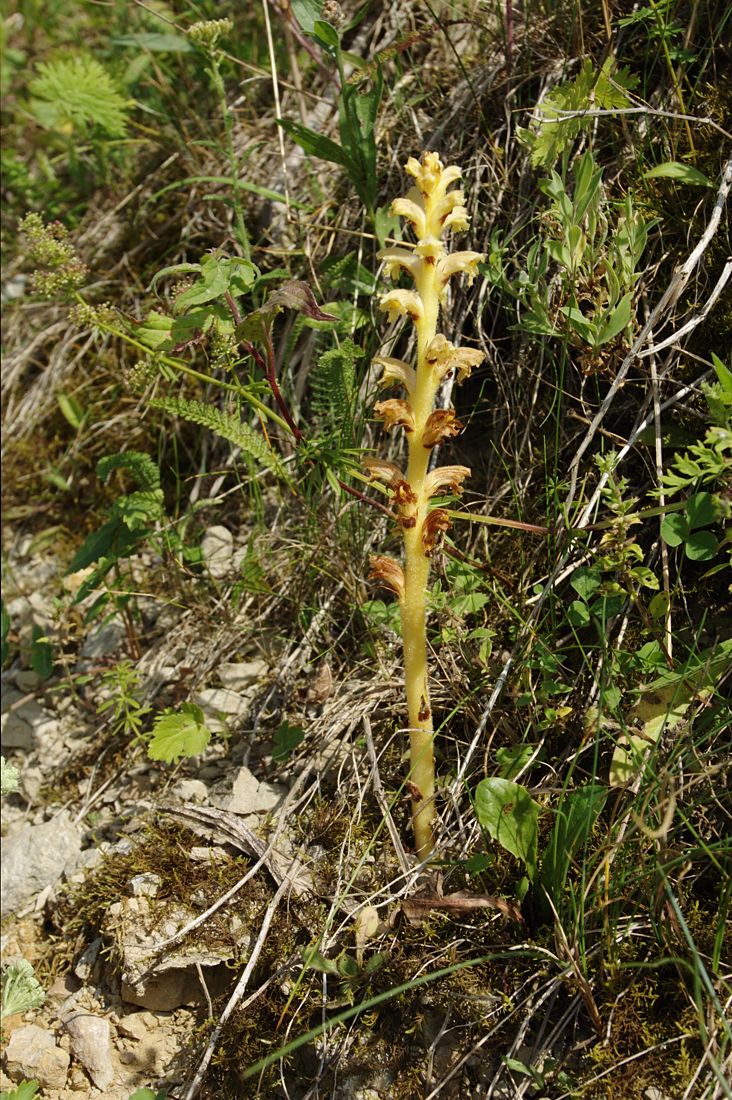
[402,232,442,858]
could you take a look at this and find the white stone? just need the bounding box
[4,1023,70,1089]
[200,525,234,578]
[74,937,102,980]
[213,765,286,817]
[129,872,162,898]
[218,659,268,691]
[80,617,127,659]
[174,778,208,802]
[1,691,57,750]
[106,896,238,1011]
[63,1010,116,1090]
[193,687,250,716]
[1,810,83,914]
[13,669,41,692]
[116,1010,159,1041]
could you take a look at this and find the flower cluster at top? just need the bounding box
[365,151,485,594]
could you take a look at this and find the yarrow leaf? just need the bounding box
[29,55,129,137]
[150,396,285,478]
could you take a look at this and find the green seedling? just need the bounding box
[280,11,383,225]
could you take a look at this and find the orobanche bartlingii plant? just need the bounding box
[365,152,484,858]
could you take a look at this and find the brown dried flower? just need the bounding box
[422,408,463,448]
[368,555,405,600]
[422,509,452,554]
[425,465,471,498]
[374,399,416,433]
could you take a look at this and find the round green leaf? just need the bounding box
[685,491,716,530]
[685,530,718,561]
[567,599,591,627]
[474,778,540,880]
[660,512,688,546]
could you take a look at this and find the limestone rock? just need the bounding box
[1,690,58,751]
[63,1010,116,1090]
[1,810,83,914]
[200,525,234,578]
[4,1022,70,1089]
[212,765,286,817]
[218,659,268,691]
[193,686,251,717]
[105,895,240,1011]
[80,616,126,659]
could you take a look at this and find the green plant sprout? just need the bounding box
[1,959,45,1020]
[365,152,484,858]
[187,19,251,260]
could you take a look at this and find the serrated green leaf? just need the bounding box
[149,263,202,295]
[474,778,540,880]
[173,260,229,312]
[149,397,285,479]
[148,703,211,762]
[97,451,161,493]
[644,162,715,188]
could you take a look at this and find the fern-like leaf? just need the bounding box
[97,451,161,493]
[150,396,284,477]
[29,55,129,137]
[310,338,363,444]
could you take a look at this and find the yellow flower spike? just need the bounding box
[379,289,424,324]
[369,151,482,859]
[436,251,485,289]
[378,247,420,280]
[426,335,484,384]
[373,356,417,395]
[405,153,461,199]
[361,455,404,486]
